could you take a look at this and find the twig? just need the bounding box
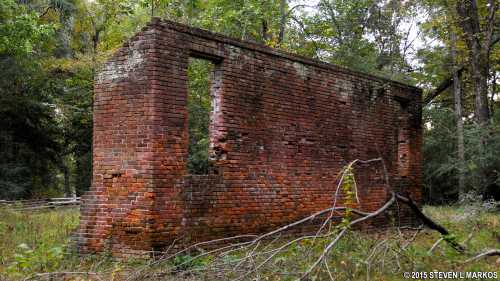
[300,193,397,280]
[324,259,335,281]
[364,238,388,281]
[317,158,384,237]
[231,240,261,274]
[233,233,330,281]
[125,234,257,280]
[460,230,474,247]
[245,205,370,246]
[24,272,103,281]
[402,226,422,250]
[427,237,444,254]
[463,249,500,264]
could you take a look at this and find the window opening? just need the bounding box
[187,57,215,174]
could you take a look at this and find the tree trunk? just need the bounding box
[456,0,491,124]
[278,0,287,45]
[450,29,466,199]
[456,0,498,195]
[469,48,490,124]
[63,163,71,198]
[491,73,497,116]
[261,19,269,42]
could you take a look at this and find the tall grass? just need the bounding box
[0,205,498,280]
[0,208,79,278]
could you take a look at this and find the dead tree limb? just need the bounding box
[395,194,465,253]
[423,68,464,105]
[424,23,500,106]
[127,157,486,280]
[25,272,103,281]
[464,249,500,264]
[300,193,397,280]
[317,158,384,236]
[395,195,448,236]
[124,190,493,281]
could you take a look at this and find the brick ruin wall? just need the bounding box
[77,19,422,258]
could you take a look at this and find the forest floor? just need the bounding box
[0,205,498,280]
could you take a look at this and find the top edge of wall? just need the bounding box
[145,18,422,94]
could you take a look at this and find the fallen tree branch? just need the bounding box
[24,272,103,281]
[395,194,465,253]
[125,234,257,281]
[424,67,464,104]
[300,193,397,280]
[125,158,487,280]
[129,204,373,281]
[463,249,500,264]
[319,158,383,230]
[122,192,491,281]
[250,205,370,244]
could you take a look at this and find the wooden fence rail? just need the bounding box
[0,197,80,211]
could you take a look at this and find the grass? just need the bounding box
[0,205,498,280]
[0,208,78,267]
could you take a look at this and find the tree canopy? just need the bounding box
[0,0,498,203]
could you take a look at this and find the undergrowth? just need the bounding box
[0,206,498,280]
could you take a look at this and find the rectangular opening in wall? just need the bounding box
[187,57,216,174]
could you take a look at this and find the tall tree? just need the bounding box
[456,0,498,124]
[449,27,466,199]
[0,0,62,198]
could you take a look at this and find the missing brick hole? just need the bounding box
[187,57,220,175]
[395,96,410,109]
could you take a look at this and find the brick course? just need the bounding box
[77,18,422,258]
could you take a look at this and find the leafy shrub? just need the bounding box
[6,243,64,278]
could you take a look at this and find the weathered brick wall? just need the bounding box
[77,18,422,258]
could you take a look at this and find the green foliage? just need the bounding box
[146,0,285,44]
[0,0,496,204]
[296,0,417,83]
[339,166,356,228]
[187,58,213,174]
[0,57,61,198]
[0,0,54,57]
[310,0,378,68]
[6,243,64,278]
[0,0,97,199]
[423,107,459,202]
[418,0,499,203]
[1,205,498,280]
[173,253,212,271]
[0,208,79,277]
[423,105,500,203]
[462,121,500,196]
